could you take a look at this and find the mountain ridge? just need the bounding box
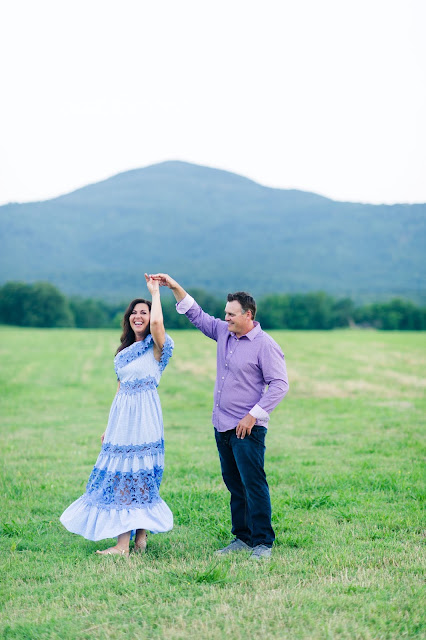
[1,161,425,303]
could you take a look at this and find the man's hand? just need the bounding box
[236,413,256,439]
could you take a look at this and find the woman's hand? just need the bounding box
[145,273,160,294]
[101,432,105,443]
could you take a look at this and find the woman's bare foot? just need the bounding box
[95,545,129,557]
[134,529,147,553]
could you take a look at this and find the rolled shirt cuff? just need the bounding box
[249,404,270,422]
[176,294,195,314]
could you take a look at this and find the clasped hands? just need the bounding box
[148,273,177,289]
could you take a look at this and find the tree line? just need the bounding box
[0,281,425,331]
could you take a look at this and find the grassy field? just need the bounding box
[0,326,425,640]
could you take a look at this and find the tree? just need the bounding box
[0,282,31,325]
[0,281,74,327]
[69,297,110,328]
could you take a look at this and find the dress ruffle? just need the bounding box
[60,497,173,540]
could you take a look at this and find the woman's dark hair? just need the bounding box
[227,291,257,320]
[116,298,152,355]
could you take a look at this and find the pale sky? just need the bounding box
[0,0,425,206]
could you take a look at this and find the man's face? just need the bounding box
[224,300,253,337]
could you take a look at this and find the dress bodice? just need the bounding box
[114,334,174,385]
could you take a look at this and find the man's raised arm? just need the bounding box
[150,273,224,341]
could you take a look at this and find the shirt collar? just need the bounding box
[231,321,262,341]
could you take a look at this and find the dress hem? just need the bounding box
[60,495,173,541]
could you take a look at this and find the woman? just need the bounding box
[60,274,174,555]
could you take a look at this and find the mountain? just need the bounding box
[1,161,425,303]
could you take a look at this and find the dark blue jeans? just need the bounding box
[214,426,275,548]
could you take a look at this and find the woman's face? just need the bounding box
[129,302,150,340]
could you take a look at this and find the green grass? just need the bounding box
[0,327,425,640]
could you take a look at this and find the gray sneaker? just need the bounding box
[215,538,251,555]
[250,544,272,560]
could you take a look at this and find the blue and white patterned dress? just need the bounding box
[60,334,174,541]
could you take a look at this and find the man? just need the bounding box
[152,273,289,559]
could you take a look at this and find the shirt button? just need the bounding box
[218,390,221,393]
[222,376,224,379]
[230,351,232,354]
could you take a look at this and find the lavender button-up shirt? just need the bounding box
[177,295,289,432]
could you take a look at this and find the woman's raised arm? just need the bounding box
[144,273,166,360]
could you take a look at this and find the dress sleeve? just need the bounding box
[158,334,174,372]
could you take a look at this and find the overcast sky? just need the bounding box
[0,0,425,206]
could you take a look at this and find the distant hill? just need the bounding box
[1,161,425,303]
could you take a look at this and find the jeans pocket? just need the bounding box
[248,426,266,446]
